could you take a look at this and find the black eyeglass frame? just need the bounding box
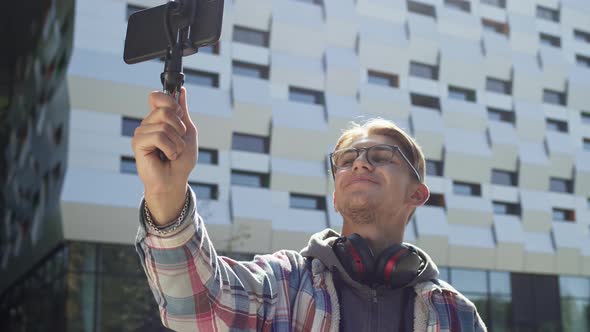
[329,144,422,183]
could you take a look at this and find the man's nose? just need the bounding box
[352,150,373,171]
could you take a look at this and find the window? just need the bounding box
[582,112,590,125]
[126,4,146,20]
[409,62,438,80]
[543,89,566,106]
[290,193,326,210]
[120,156,137,174]
[574,29,590,43]
[289,86,325,105]
[367,70,399,88]
[550,177,573,193]
[233,26,269,47]
[407,0,436,18]
[480,0,505,8]
[231,170,270,188]
[552,208,575,222]
[184,69,219,87]
[487,108,515,124]
[486,78,511,95]
[424,193,445,208]
[453,181,481,196]
[491,169,518,186]
[576,54,590,68]
[536,6,559,22]
[426,160,443,176]
[482,19,509,36]
[559,276,590,332]
[295,0,323,5]
[546,119,568,133]
[411,93,440,110]
[444,0,470,13]
[232,133,269,153]
[199,43,220,55]
[232,61,269,79]
[199,148,218,165]
[448,86,476,102]
[121,116,141,137]
[540,33,561,47]
[584,138,590,151]
[189,182,218,200]
[493,201,521,216]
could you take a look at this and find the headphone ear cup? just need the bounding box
[374,244,423,289]
[333,233,376,285]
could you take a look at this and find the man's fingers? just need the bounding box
[141,108,187,135]
[133,131,180,160]
[134,123,186,154]
[148,91,181,114]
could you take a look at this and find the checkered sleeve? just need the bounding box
[135,187,305,331]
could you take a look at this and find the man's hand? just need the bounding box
[131,88,198,225]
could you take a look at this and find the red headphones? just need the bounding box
[332,233,425,289]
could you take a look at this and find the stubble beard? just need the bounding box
[339,195,377,225]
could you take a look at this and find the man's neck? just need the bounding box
[340,217,405,255]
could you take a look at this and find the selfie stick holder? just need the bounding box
[158,0,197,161]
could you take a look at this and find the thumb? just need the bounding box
[178,87,189,121]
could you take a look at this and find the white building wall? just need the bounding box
[63,0,590,276]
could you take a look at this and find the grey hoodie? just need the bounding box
[300,229,440,332]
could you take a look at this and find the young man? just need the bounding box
[133,89,487,331]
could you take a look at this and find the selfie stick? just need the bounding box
[158,0,195,161]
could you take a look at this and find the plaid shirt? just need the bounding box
[136,190,487,331]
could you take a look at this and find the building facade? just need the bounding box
[2,0,590,331]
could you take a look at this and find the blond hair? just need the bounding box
[333,118,426,183]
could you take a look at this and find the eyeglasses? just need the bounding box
[329,144,422,182]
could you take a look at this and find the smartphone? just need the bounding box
[123,0,224,64]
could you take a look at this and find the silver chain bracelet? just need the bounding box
[144,189,190,235]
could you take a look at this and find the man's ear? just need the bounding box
[409,183,430,207]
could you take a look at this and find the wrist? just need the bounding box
[144,184,188,226]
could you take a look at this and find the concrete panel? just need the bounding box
[232,0,272,30]
[411,108,445,159]
[407,14,440,64]
[518,141,550,191]
[446,195,494,226]
[488,122,519,170]
[439,36,484,89]
[358,17,409,73]
[232,76,273,135]
[444,129,492,183]
[230,151,270,173]
[325,47,360,96]
[520,190,552,232]
[512,54,543,103]
[545,132,575,177]
[359,84,410,119]
[441,99,487,131]
[270,51,325,90]
[271,230,315,252]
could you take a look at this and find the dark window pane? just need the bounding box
[67,242,97,272]
[409,62,438,80]
[231,170,269,187]
[493,201,521,216]
[584,138,590,151]
[549,177,573,193]
[424,193,445,207]
[121,116,141,137]
[120,156,137,174]
[453,181,481,196]
[232,61,269,79]
[490,271,511,295]
[426,160,443,176]
[546,119,568,132]
[290,193,326,210]
[66,272,96,331]
[536,6,559,22]
[482,19,509,36]
[481,0,505,8]
[233,26,269,47]
[561,298,590,332]
[367,70,399,88]
[99,243,144,275]
[540,33,561,47]
[199,148,218,165]
[189,182,218,200]
[289,86,324,105]
[487,108,515,124]
[232,133,269,153]
[445,0,470,12]
[543,89,566,105]
[199,43,220,54]
[451,268,487,293]
[410,93,440,110]
[576,54,590,68]
[184,69,219,87]
[486,78,511,94]
[574,29,590,43]
[448,86,476,102]
[491,169,517,186]
[490,295,512,332]
[407,0,436,18]
[583,112,590,125]
[295,0,323,5]
[552,208,575,222]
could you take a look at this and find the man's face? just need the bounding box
[332,134,416,222]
